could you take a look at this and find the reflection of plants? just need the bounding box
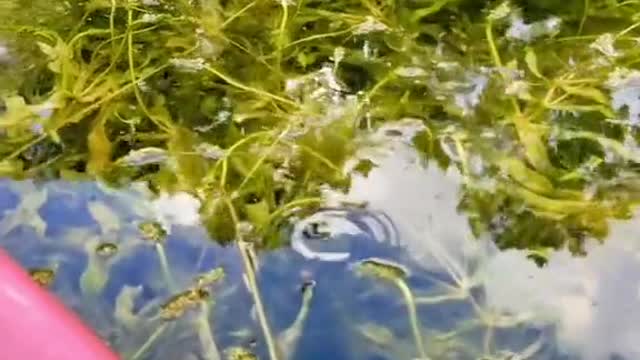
[277,280,316,359]
[160,287,211,320]
[237,239,281,360]
[130,322,170,360]
[405,231,547,359]
[354,257,427,359]
[133,266,226,359]
[139,220,174,289]
[354,266,546,360]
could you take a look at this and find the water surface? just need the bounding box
[2,130,639,360]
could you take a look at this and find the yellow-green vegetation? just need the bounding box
[2,0,640,258]
[355,257,426,359]
[28,266,57,287]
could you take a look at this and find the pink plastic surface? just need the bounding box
[0,249,120,360]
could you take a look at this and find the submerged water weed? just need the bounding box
[153,267,226,358]
[225,347,258,360]
[28,267,56,287]
[356,257,410,280]
[356,322,395,347]
[139,219,175,288]
[276,280,316,359]
[139,221,168,244]
[194,267,225,288]
[159,267,224,323]
[160,287,210,320]
[80,249,111,295]
[354,258,427,359]
[95,242,119,258]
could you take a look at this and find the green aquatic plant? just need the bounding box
[130,322,171,360]
[160,266,225,320]
[225,347,258,360]
[133,266,227,359]
[28,267,57,287]
[4,0,640,358]
[114,284,144,331]
[80,238,113,295]
[237,239,280,360]
[95,242,119,258]
[194,267,225,288]
[160,287,211,320]
[354,257,427,359]
[139,221,168,244]
[195,301,223,360]
[277,280,316,359]
[194,267,226,360]
[139,220,175,289]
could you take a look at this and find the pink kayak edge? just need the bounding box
[0,248,120,360]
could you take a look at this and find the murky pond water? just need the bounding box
[2,132,639,360]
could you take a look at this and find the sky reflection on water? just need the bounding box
[0,133,639,359]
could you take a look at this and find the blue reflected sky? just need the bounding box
[0,130,638,359]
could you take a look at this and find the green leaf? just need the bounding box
[87,110,113,175]
[0,159,24,177]
[244,199,271,229]
[559,84,609,105]
[498,157,554,195]
[546,102,615,118]
[168,126,208,190]
[524,47,544,79]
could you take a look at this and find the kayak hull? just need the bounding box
[0,249,119,360]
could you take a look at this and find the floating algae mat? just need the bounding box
[2,0,640,359]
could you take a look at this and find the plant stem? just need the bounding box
[127,6,171,132]
[276,0,289,69]
[155,243,175,291]
[131,322,169,360]
[196,303,222,360]
[226,199,280,360]
[203,65,297,107]
[222,1,257,28]
[578,0,590,35]
[236,126,290,192]
[266,197,324,225]
[394,279,427,360]
[238,242,280,360]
